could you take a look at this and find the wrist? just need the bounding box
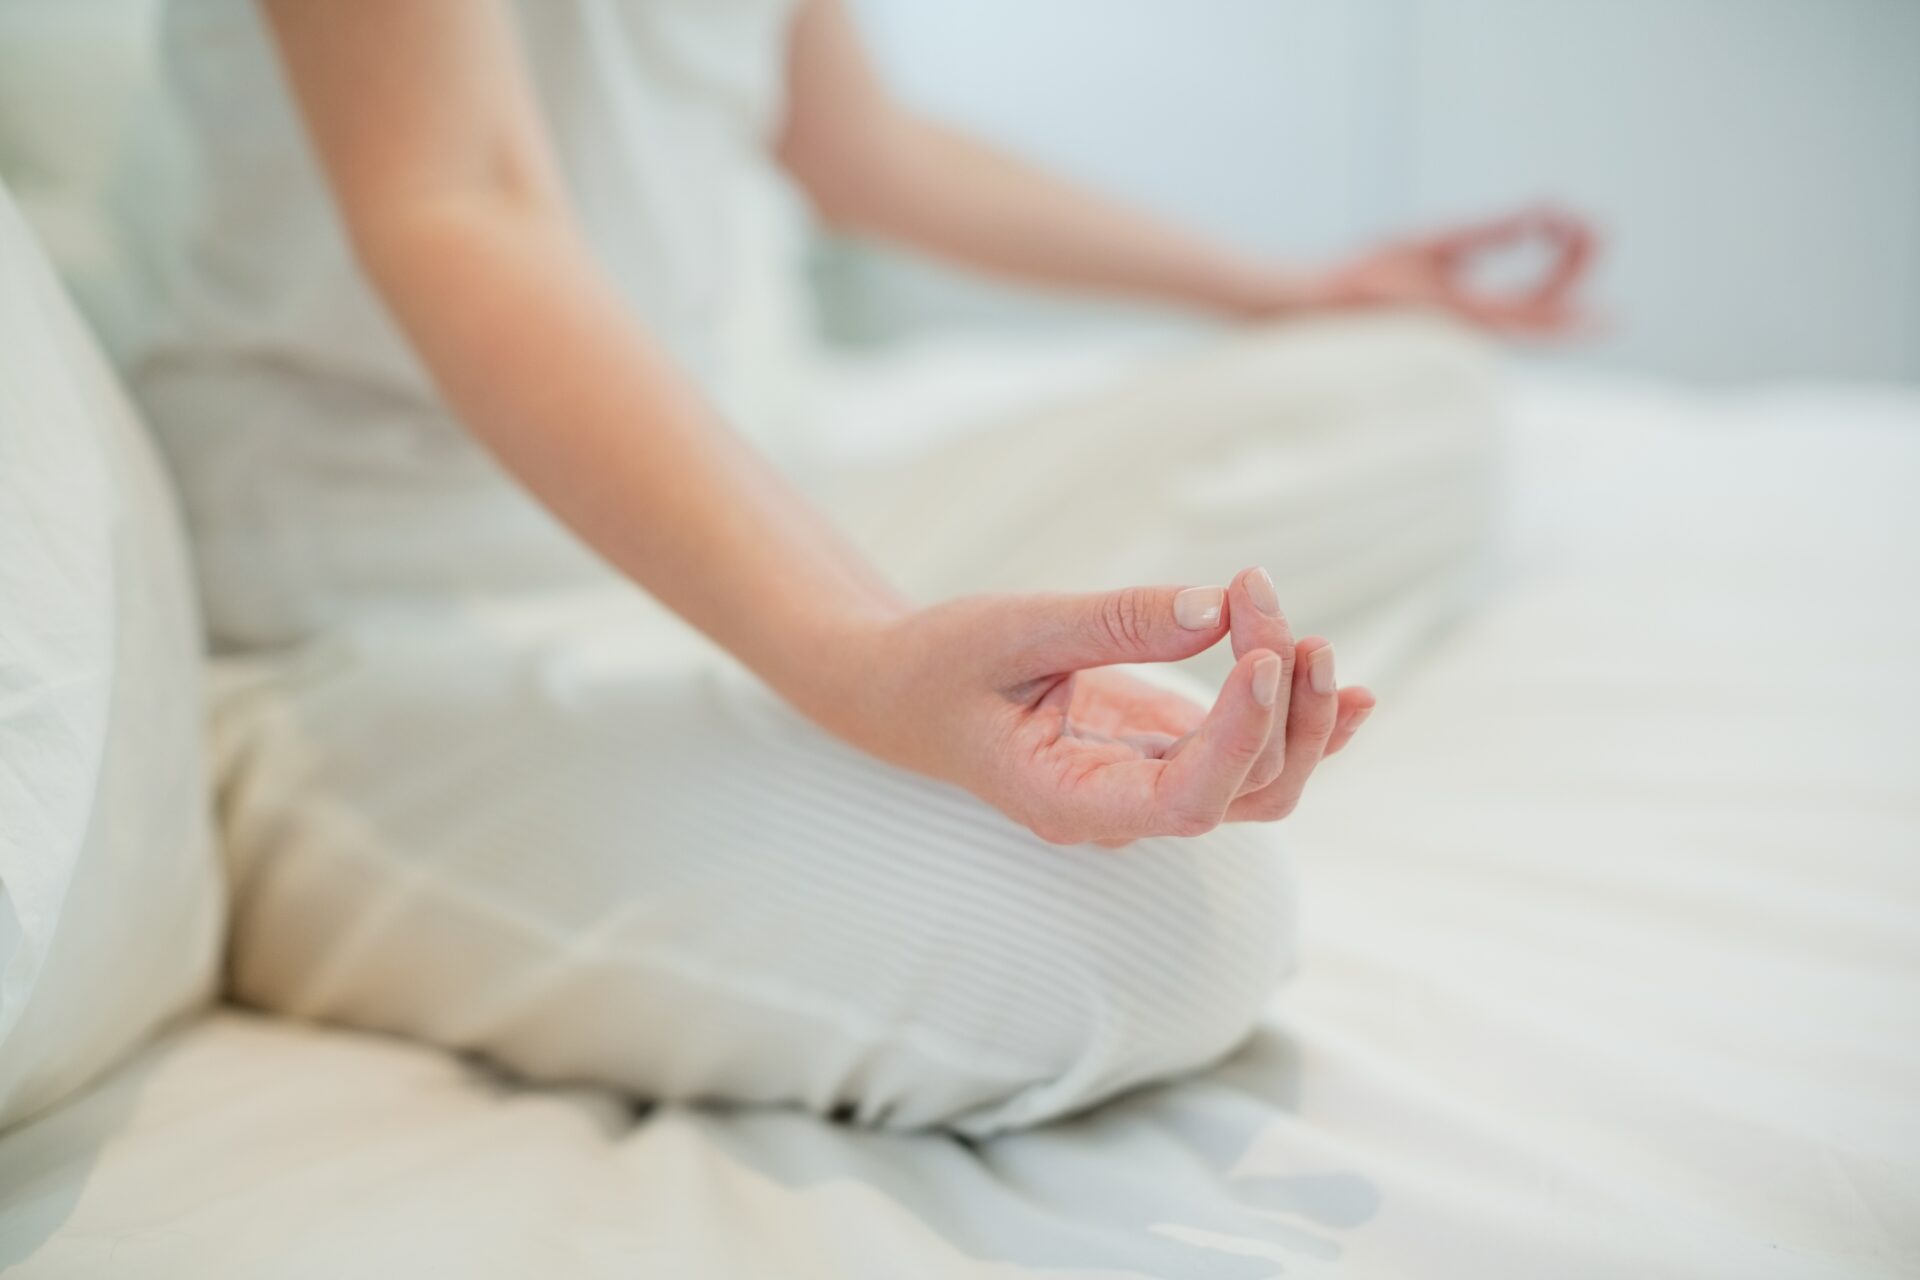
[770,592,912,747]
[784,598,985,790]
[1199,260,1335,321]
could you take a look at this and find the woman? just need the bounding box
[132,0,1593,1133]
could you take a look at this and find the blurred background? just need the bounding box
[2,0,1916,385]
[3,6,1918,1274]
[820,0,1920,384]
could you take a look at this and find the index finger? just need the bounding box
[1058,649,1278,841]
[1429,209,1537,262]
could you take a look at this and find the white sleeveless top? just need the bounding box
[128,0,803,648]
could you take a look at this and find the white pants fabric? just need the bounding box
[206,316,1499,1134]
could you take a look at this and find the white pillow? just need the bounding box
[0,178,222,1129]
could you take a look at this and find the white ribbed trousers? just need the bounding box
[206,317,1497,1134]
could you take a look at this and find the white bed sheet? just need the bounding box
[3,364,1918,1279]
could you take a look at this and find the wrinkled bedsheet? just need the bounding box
[3,368,1918,1279]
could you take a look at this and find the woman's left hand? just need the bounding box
[1304,205,1600,337]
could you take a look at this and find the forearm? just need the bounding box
[256,0,906,736]
[359,197,904,728]
[808,113,1307,318]
[777,0,1314,319]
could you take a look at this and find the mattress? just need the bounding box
[3,362,1918,1279]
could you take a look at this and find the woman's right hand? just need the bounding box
[830,568,1374,846]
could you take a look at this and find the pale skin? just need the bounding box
[259,0,1596,846]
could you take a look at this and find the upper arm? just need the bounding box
[776,0,907,225]
[258,0,571,263]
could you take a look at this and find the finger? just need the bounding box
[1225,638,1339,822]
[1429,209,1536,263]
[1529,211,1598,305]
[1444,283,1589,337]
[1442,207,1598,316]
[1456,204,1583,260]
[1029,650,1278,842]
[1436,205,1597,295]
[1145,650,1282,836]
[1226,566,1294,790]
[1438,281,1566,336]
[1528,205,1596,249]
[1322,686,1376,758]
[1466,295,1598,339]
[1004,584,1229,683]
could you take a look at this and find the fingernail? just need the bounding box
[1252,654,1282,707]
[1245,567,1280,616]
[1341,705,1372,734]
[1309,646,1336,695]
[1174,586,1224,630]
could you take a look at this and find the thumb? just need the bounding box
[1001,584,1229,680]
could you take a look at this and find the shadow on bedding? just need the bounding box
[688,1026,1382,1280]
[0,1021,175,1269]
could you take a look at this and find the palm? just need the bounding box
[1020,667,1205,776]
[1342,206,1596,335]
[893,575,1373,845]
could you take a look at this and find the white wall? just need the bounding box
[836,0,1920,384]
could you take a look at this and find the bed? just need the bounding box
[3,337,1917,1278]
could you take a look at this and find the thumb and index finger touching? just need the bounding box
[991,570,1375,840]
[1003,570,1308,681]
[999,582,1234,682]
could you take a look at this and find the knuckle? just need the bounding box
[1097,588,1152,653]
[1223,734,1266,766]
[1246,758,1284,791]
[1165,807,1220,839]
[1262,792,1300,821]
[1027,815,1082,846]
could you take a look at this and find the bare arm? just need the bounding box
[777,0,1293,317]
[778,0,1596,330]
[258,0,1371,845]
[259,0,900,735]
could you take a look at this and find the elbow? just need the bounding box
[344,182,570,300]
[778,141,869,233]
[337,138,575,295]
[796,174,883,235]
[778,113,912,235]
[345,199,479,304]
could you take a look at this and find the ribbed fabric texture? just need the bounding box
[207,316,1499,1133]
[217,600,1293,1134]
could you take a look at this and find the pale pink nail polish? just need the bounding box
[1252,654,1282,707]
[1309,646,1336,695]
[1174,586,1224,630]
[1245,567,1281,616]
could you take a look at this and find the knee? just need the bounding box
[956,824,1297,1134]
[1060,823,1297,1074]
[1238,309,1499,406]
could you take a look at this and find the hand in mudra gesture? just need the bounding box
[1316,205,1599,337]
[839,568,1374,847]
